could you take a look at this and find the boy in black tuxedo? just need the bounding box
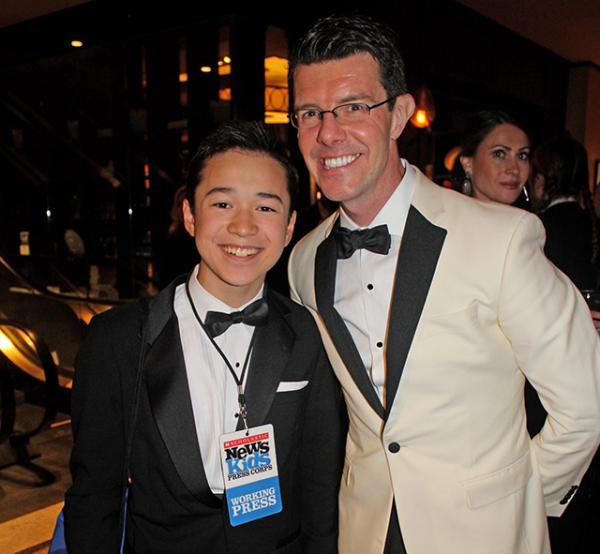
[64,121,345,553]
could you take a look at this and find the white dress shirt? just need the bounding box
[334,160,416,405]
[173,265,262,494]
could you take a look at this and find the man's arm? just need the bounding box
[64,312,130,552]
[288,242,305,306]
[300,344,347,553]
[498,212,600,516]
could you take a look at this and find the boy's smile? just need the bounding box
[183,149,296,308]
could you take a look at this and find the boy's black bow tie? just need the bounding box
[204,298,269,338]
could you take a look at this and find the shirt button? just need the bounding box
[388,442,401,453]
[367,283,374,290]
[376,341,383,348]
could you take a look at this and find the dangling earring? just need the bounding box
[462,172,473,196]
[522,185,530,202]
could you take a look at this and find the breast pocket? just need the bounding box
[271,387,309,406]
[417,302,481,343]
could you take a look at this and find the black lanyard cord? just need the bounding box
[184,275,258,432]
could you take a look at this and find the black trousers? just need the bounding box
[384,502,407,554]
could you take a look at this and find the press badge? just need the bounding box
[219,424,282,526]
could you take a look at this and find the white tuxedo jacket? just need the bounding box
[288,168,600,554]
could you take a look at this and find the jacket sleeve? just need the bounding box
[497,212,600,516]
[64,311,134,553]
[300,342,347,553]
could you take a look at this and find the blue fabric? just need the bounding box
[48,509,67,554]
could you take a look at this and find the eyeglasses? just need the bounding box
[290,97,395,129]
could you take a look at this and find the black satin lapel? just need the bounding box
[315,230,386,420]
[240,295,293,430]
[145,315,220,507]
[385,206,447,417]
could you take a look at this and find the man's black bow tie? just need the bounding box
[204,298,269,338]
[333,224,391,259]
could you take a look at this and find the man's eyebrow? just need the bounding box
[294,94,372,111]
[257,191,284,205]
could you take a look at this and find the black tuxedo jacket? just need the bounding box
[64,277,346,554]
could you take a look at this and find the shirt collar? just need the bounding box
[543,195,578,212]
[338,159,416,236]
[186,264,264,321]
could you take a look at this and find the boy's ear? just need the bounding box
[182,199,196,237]
[284,210,297,247]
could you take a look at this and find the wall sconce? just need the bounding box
[410,85,435,129]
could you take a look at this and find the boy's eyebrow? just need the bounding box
[205,186,233,196]
[257,192,284,205]
[205,187,284,205]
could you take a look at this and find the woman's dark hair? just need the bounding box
[186,120,298,217]
[459,110,526,158]
[288,14,408,106]
[533,133,598,261]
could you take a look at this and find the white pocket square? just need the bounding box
[276,380,309,392]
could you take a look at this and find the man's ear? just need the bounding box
[284,210,297,247]
[459,155,472,175]
[182,198,196,237]
[390,93,416,141]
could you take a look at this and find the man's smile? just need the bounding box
[322,154,361,170]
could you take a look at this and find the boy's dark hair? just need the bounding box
[288,14,408,107]
[186,120,298,216]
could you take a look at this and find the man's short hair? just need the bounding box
[186,120,298,217]
[289,14,408,105]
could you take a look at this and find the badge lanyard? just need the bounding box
[185,277,257,434]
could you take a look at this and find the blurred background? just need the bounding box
[0,0,598,300]
[0,2,598,550]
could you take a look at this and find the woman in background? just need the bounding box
[457,116,599,553]
[455,110,531,207]
[157,186,199,289]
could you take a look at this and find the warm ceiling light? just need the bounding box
[410,85,436,129]
[444,145,461,172]
[71,40,83,48]
[223,56,231,64]
[412,109,429,128]
[200,66,212,73]
[179,72,188,82]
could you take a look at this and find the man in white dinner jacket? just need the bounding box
[287,13,600,554]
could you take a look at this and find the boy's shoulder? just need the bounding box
[86,298,149,348]
[267,288,318,337]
